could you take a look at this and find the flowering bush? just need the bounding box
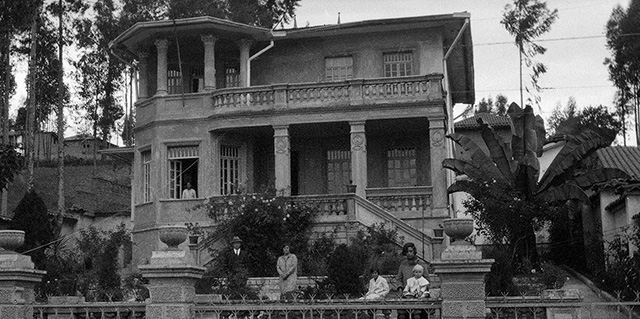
[201,190,317,278]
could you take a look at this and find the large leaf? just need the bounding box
[534,115,546,157]
[447,133,508,183]
[447,180,474,194]
[514,153,540,196]
[537,130,612,193]
[479,120,514,185]
[442,158,485,180]
[537,183,589,203]
[572,168,630,188]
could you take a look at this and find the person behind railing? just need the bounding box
[402,264,430,298]
[359,267,389,300]
[277,243,298,300]
[223,236,249,293]
[182,182,197,199]
[396,242,429,319]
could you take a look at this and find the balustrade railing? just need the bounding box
[211,75,442,110]
[366,187,432,215]
[193,299,442,319]
[289,195,353,220]
[33,302,146,318]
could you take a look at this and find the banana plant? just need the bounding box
[443,103,628,266]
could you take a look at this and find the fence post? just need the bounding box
[0,230,46,319]
[432,219,494,319]
[140,225,205,319]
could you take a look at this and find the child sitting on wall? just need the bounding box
[402,264,430,298]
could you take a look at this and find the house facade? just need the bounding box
[110,14,475,267]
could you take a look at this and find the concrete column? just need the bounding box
[350,121,367,198]
[137,50,149,99]
[433,225,494,319]
[429,116,448,216]
[140,228,205,319]
[273,125,291,196]
[0,234,46,318]
[237,39,252,87]
[201,35,217,92]
[154,39,169,96]
[210,132,221,196]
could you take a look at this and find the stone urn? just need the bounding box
[0,230,25,253]
[158,225,188,250]
[442,218,474,245]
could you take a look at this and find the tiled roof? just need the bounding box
[454,113,511,130]
[596,146,640,180]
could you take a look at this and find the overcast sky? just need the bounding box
[10,0,636,145]
[292,0,635,145]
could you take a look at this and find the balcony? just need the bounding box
[135,74,444,127]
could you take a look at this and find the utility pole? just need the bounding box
[56,0,65,232]
[1,29,10,217]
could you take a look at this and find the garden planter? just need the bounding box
[345,184,357,193]
[512,275,546,296]
[0,230,25,253]
[48,296,85,304]
[158,225,188,250]
[442,218,474,245]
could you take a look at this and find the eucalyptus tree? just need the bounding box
[501,0,558,107]
[605,0,640,146]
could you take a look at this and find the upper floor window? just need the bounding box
[325,56,353,82]
[168,69,183,94]
[225,66,240,88]
[168,146,199,199]
[387,147,417,187]
[142,150,152,203]
[383,52,413,77]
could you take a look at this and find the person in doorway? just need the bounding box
[277,243,298,300]
[182,182,197,199]
[360,267,389,300]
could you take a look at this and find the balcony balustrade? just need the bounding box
[212,75,443,111]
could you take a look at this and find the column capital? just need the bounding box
[427,115,446,126]
[201,34,217,44]
[236,38,253,50]
[154,38,169,50]
[273,125,290,135]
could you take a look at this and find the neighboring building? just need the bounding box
[2,164,133,269]
[5,131,117,161]
[110,13,475,267]
[584,146,640,272]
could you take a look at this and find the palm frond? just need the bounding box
[447,133,508,183]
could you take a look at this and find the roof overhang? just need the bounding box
[100,146,134,165]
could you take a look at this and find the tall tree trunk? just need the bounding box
[56,0,65,235]
[1,32,10,217]
[519,43,523,108]
[26,10,39,192]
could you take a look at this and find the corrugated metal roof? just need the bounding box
[454,113,511,130]
[596,146,640,180]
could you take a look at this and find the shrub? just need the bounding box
[539,261,569,289]
[199,191,317,294]
[11,190,56,268]
[595,225,640,301]
[326,244,363,296]
[484,245,518,296]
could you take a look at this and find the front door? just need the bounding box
[326,150,351,194]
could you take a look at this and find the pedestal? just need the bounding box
[0,253,46,319]
[433,244,494,319]
[140,250,205,319]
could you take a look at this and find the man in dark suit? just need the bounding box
[225,236,249,291]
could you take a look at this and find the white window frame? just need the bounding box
[387,147,417,187]
[168,145,199,199]
[325,56,354,82]
[383,51,414,77]
[141,150,152,203]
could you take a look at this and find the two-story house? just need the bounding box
[110,13,475,267]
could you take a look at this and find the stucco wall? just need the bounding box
[251,29,443,85]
